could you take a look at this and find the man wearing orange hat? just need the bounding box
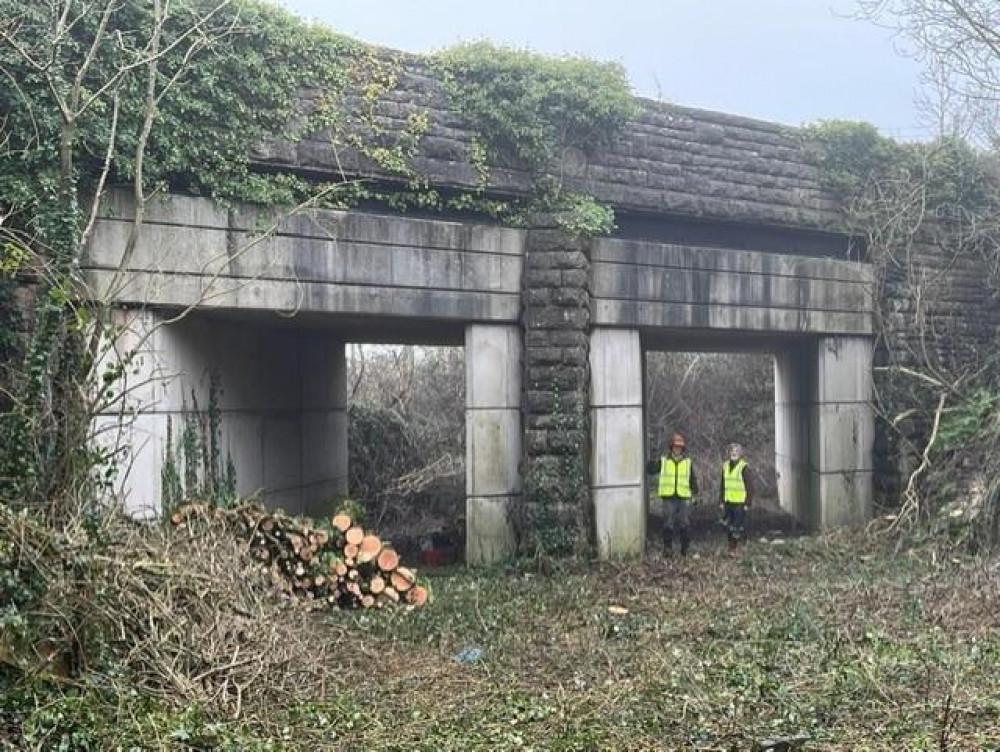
[646,432,699,556]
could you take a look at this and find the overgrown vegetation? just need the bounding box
[0,1,640,513]
[160,374,237,515]
[5,0,1000,747]
[0,0,368,512]
[4,519,998,750]
[434,41,637,172]
[434,40,638,235]
[347,346,464,546]
[804,118,1000,547]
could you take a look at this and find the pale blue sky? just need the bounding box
[278,0,927,139]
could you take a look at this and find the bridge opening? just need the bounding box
[590,328,874,557]
[347,344,465,563]
[643,349,801,548]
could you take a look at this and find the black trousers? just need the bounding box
[723,502,747,543]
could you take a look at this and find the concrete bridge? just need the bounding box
[86,180,873,561]
[83,74,882,561]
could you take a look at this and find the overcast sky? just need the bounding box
[277,0,927,140]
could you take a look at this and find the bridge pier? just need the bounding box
[590,328,646,557]
[775,337,873,528]
[99,310,348,517]
[813,336,874,527]
[464,324,521,564]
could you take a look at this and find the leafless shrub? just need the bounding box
[348,345,464,531]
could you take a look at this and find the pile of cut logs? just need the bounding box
[170,503,428,609]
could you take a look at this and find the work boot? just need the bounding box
[662,526,674,556]
[679,528,690,557]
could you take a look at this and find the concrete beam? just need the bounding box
[465,324,521,564]
[591,237,874,337]
[590,328,645,558]
[85,193,526,325]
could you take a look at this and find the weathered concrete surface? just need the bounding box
[465,324,521,564]
[590,328,645,557]
[85,193,872,341]
[96,309,347,517]
[84,192,525,324]
[84,191,877,543]
[774,344,817,526]
[773,337,873,529]
[591,237,873,336]
[814,336,874,527]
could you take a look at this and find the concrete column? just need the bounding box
[774,337,874,530]
[94,308,173,519]
[774,343,818,527]
[465,324,521,564]
[299,334,348,518]
[814,336,874,528]
[590,328,645,558]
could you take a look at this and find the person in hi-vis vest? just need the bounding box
[646,432,699,556]
[718,443,753,555]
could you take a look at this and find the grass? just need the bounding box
[4,523,1000,751]
[321,535,1000,751]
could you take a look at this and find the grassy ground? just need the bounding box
[321,533,1000,751]
[5,517,1000,751]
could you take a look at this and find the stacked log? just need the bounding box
[170,503,428,609]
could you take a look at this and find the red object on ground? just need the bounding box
[421,547,457,566]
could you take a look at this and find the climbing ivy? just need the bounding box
[0,0,372,506]
[433,41,638,172]
[801,120,907,199]
[802,120,998,217]
[805,119,1000,544]
[0,1,362,219]
[0,1,643,511]
[433,41,638,236]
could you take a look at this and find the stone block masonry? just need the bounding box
[520,226,593,554]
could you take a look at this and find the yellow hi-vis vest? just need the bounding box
[722,459,748,504]
[658,456,692,499]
